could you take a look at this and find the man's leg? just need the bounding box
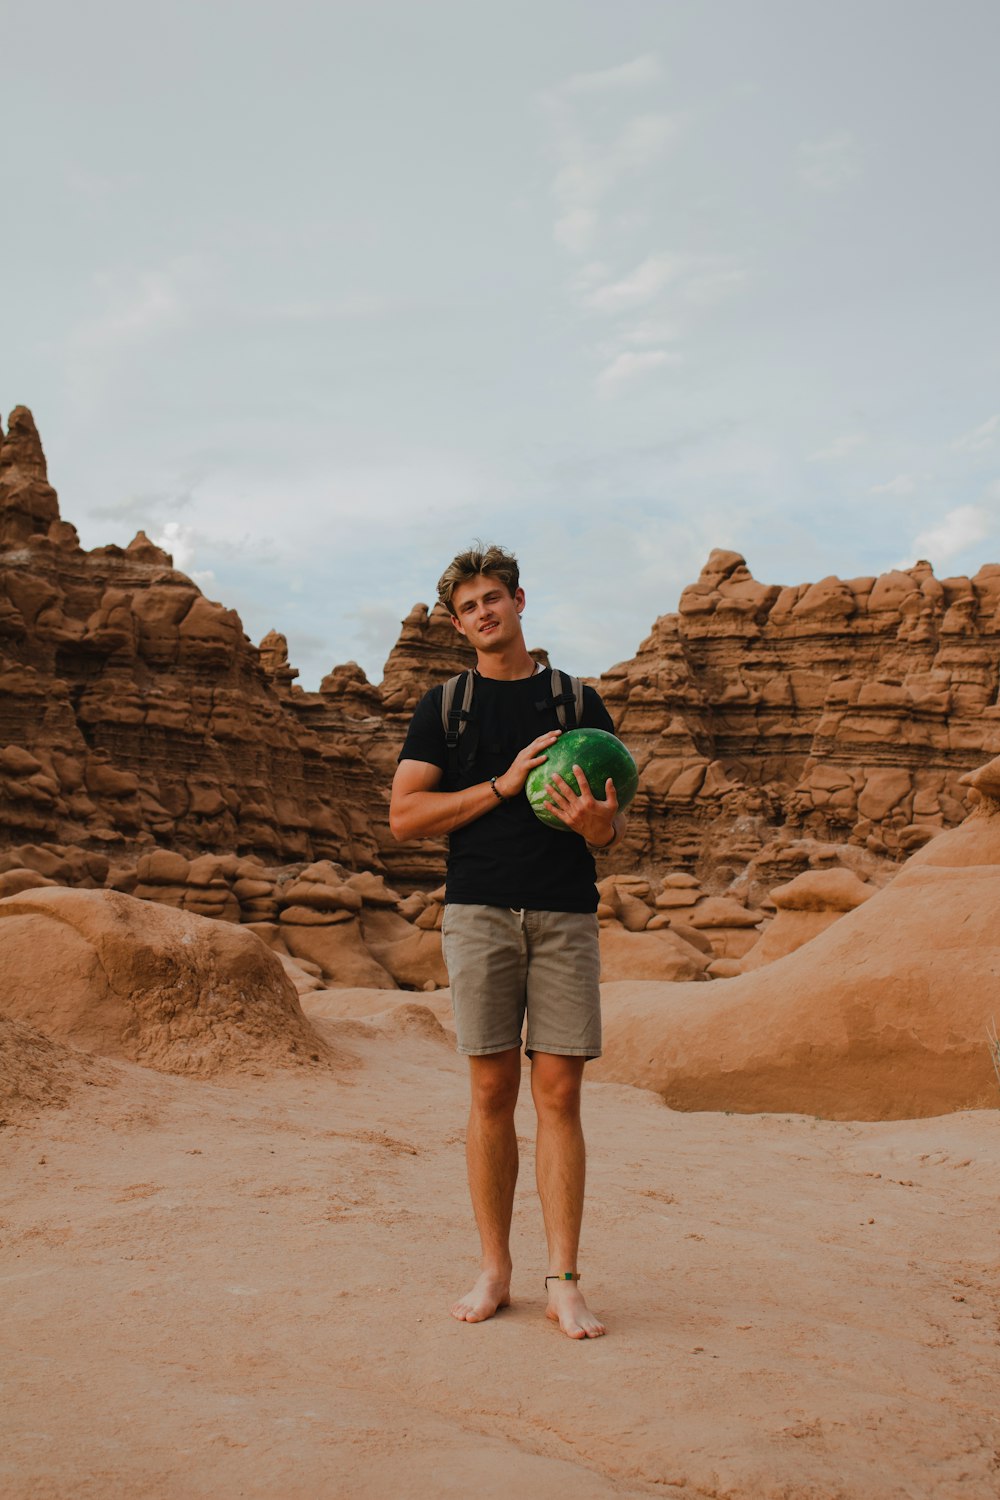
[531,1052,606,1339]
[451,1046,522,1323]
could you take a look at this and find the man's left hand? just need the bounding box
[544,765,619,846]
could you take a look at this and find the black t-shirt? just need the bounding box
[398,668,615,912]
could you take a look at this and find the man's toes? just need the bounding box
[452,1295,496,1321]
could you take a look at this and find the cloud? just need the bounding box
[807,432,865,462]
[903,505,991,566]
[73,262,196,353]
[796,131,861,192]
[153,520,198,573]
[350,602,409,666]
[869,474,917,496]
[66,164,142,205]
[288,631,336,653]
[581,252,746,320]
[559,55,663,97]
[89,495,183,523]
[582,253,680,313]
[58,258,205,412]
[621,319,679,346]
[614,112,678,169]
[550,114,678,255]
[952,414,1000,452]
[682,265,749,306]
[596,348,678,395]
[542,56,676,256]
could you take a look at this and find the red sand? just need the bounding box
[3,1001,999,1499]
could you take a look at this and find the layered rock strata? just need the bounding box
[594,549,1000,879]
[3,407,1000,891]
[0,409,380,867]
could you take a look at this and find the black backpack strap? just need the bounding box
[441,670,477,779]
[548,668,583,730]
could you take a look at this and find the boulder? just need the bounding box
[598,924,709,983]
[593,753,1000,1119]
[280,917,397,990]
[0,888,328,1075]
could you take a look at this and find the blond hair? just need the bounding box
[437,542,520,615]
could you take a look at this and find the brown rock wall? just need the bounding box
[592,548,1000,878]
[0,409,380,867]
[3,409,999,893]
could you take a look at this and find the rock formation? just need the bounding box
[740,866,874,971]
[592,752,1000,1119]
[0,408,380,869]
[594,548,1000,881]
[0,886,329,1075]
[3,407,1000,898]
[0,1012,116,1122]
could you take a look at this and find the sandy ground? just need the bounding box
[3,996,1000,1500]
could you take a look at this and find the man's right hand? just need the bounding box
[390,730,561,842]
[494,730,561,799]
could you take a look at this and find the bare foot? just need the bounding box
[450,1270,511,1323]
[545,1281,606,1339]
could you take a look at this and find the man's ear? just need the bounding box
[450,613,468,638]
[514,587,526,615]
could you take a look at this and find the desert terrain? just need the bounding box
[4,406,1000,1497]
[4,995,999,1499]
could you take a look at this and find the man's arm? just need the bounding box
[389,729,563,842]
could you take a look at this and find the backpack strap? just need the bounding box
[441,670,478,779]
[548,668,584,730]
[442,666,582,781]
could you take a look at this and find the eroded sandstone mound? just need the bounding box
[0,888,329,1076]
[740,866,875,971]
[0,1013,117,1122]
[592,752,1000,1119]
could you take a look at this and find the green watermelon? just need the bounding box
[525,728,638,832]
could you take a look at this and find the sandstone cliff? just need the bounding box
[3,408,999,890]
[594,548,1000,882]
[0,408,379,867]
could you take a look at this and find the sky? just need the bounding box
[3,0,999,687]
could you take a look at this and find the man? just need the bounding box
[389,544,624,1340]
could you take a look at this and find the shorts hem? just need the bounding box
[525,1044,602,1060]
[456,1040,524,1058]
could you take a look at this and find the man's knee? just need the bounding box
[469,1050,521,1117]
[531,1055,584,1119]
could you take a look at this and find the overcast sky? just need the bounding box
[4,0,999,687]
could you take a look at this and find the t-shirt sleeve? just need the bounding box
[397,685,447,770]
[581,684,615,735]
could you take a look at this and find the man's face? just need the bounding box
[450,573,525,650]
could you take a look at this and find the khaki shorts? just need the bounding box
[441,904,602,1059]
